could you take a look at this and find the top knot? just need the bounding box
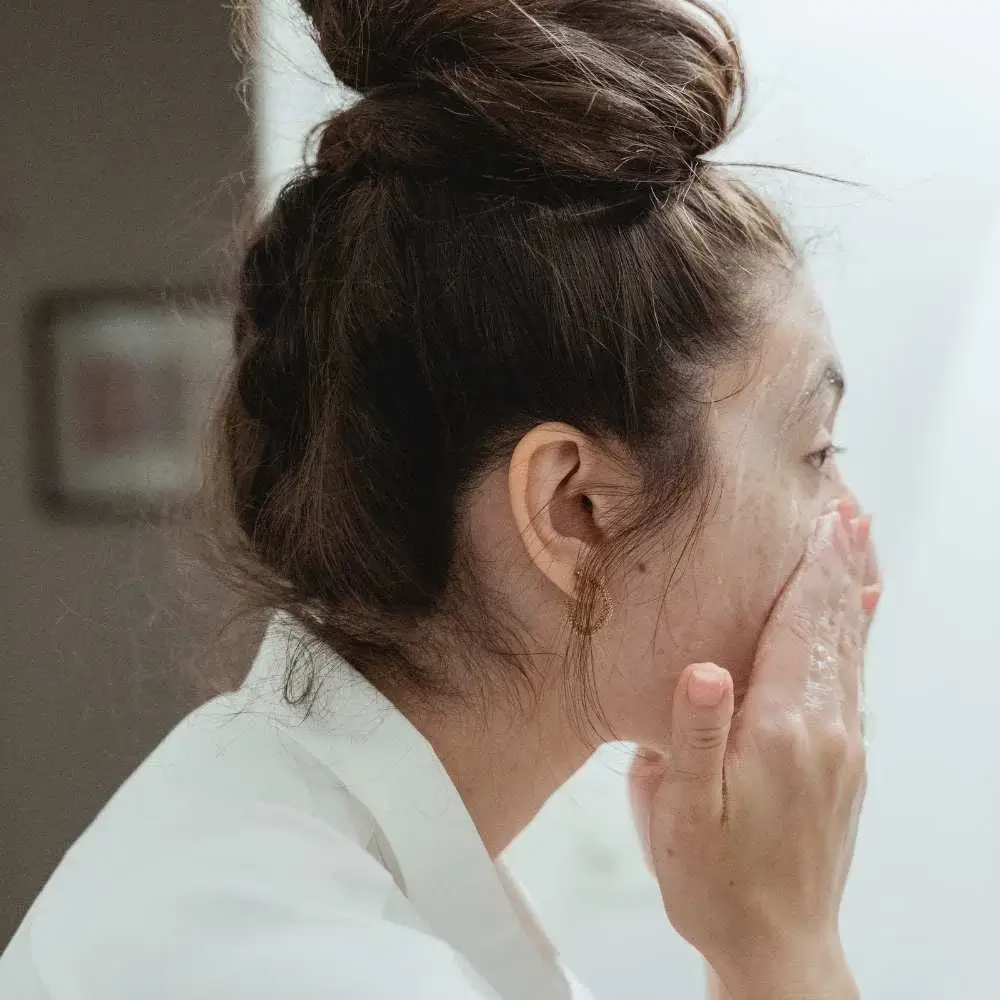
[298,0,499,93]
[299,0,746,186]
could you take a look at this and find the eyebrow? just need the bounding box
[791,360,846,421]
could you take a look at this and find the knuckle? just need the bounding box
[754,712,808,759]
[667,764,712,790]
[686,725,727,752]
[818,719,851,765]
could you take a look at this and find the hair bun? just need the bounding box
[300,0,745,186]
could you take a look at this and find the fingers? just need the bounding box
[749,497,879,734]
[837,515,868,720]
[665,663,735,825]
[859,518,878,588]
[860,522,882,640]
[751,507,850,704]
[862,585,882,617]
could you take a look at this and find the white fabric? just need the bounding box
[0,615,595,1000]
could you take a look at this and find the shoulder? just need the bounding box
[21,867,504,998]
[28,689,389,906]
[14,697,504,998]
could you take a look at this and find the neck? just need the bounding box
[394,677,592,858]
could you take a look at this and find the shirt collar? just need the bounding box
[242,613,572,1000]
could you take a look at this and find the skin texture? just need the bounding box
[586,274,852,742]
[396,270,881,996]
[400,270,871,857]
[630,502,874,1000]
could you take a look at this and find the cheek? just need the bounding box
[691,486,814,691]
[745,491,811,603]
[598,485,822,742]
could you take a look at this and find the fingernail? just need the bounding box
[838,497,858,529]
[862,584,882,615]
[688,664,728,708]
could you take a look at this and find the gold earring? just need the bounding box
[567,572,614,636]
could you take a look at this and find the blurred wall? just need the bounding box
[0,0,250,942]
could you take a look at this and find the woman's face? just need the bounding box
[597,274,852,743]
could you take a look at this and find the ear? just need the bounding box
[507,422,623,598]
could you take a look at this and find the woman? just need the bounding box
[0,1,881,998]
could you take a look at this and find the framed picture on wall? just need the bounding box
[29,286,234,519]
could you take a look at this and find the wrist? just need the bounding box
[718,936,858,1000]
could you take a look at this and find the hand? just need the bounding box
[630,500,878,1000]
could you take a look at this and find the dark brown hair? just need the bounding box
[209,0,793,712]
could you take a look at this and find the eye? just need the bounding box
[806,444,846,471]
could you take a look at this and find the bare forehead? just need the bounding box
[713,273,836,410]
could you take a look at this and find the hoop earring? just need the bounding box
[567,572,614,636]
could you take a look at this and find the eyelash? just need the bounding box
[807,444,846,471]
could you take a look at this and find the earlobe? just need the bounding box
[508,422,605,599]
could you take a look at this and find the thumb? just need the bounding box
[665,663,734,823]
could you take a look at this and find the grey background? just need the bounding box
[1,0,252,943]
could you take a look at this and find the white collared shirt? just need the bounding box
[0,615,595,1000]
